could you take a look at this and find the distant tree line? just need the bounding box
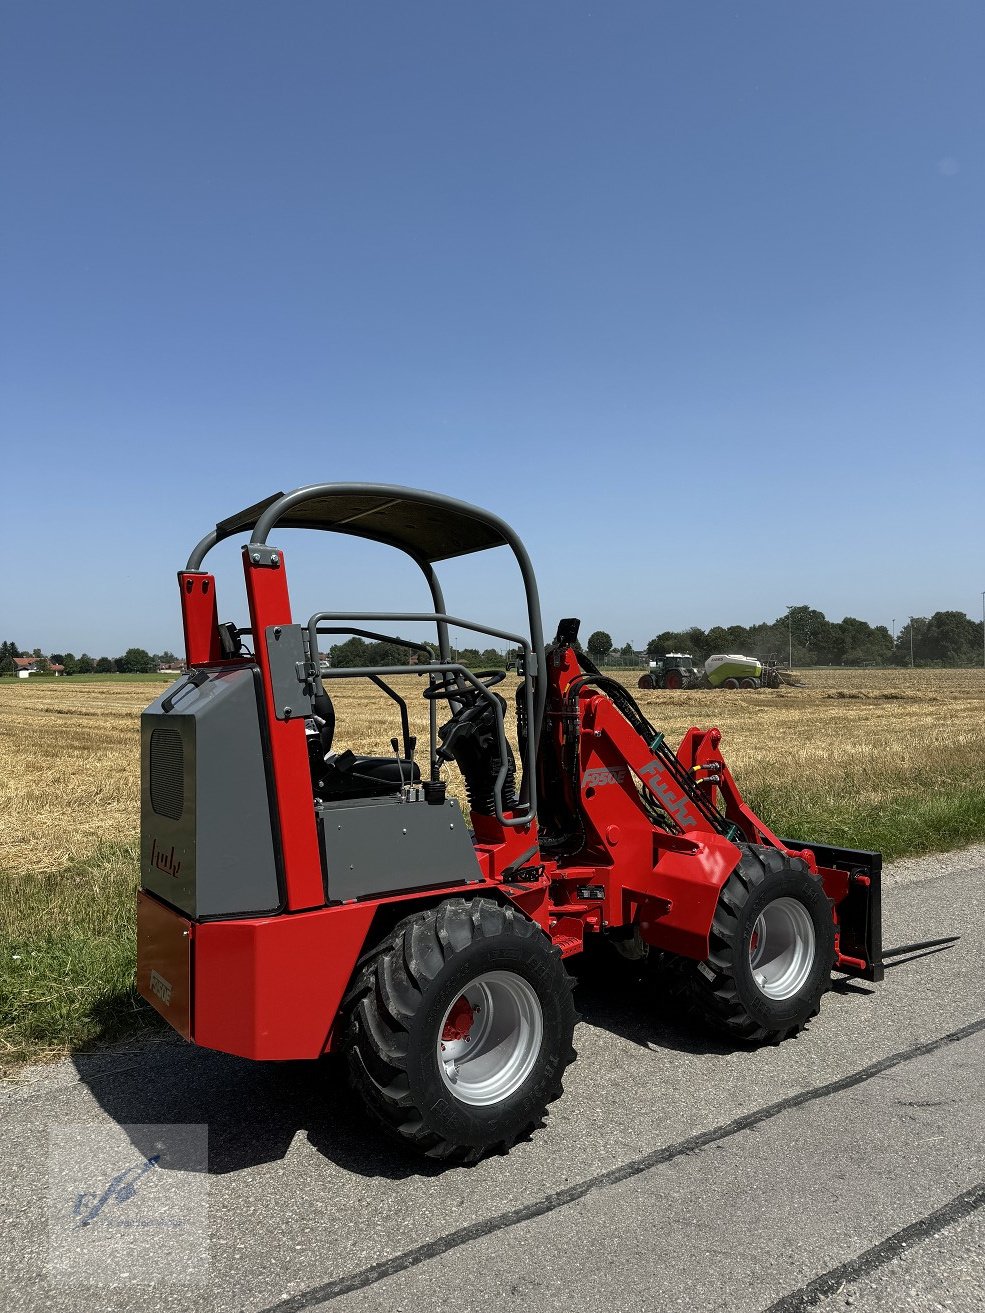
[639,607,984,668]
[0,641,181,676]
[326,637,509,670]
[4,606,983,677]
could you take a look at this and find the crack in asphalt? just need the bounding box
[254,1015,985,1311]
[761,1180,985,1312]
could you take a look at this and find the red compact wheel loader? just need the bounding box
[137,484,882,1162]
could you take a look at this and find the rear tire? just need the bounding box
[665,846,835,1043]
[663,670,684,690]
[721,677,740,690]
[637,674,656,690]
[739,677,759,690]
[342,898,576,1162]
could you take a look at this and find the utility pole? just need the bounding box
[786,605,794,669]
[981,592,985,669]
[891,618,896,642]
[909,616,914,669]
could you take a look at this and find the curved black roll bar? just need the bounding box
[184,482,548,776]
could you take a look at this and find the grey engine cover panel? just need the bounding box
[319,796,483,903]
[140,666,281,918]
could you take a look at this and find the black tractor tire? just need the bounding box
[739,677,759,690]
[637,673,656,690]
[721,677,740,690]
[342,898,577,1163]
[665,845,835,1044]
[663,670,684,690]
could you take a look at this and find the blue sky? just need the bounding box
[2,2,982,656]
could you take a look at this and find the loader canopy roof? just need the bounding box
[184,481,547,826]
[192,484,511,567]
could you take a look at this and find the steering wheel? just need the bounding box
[422,669,507,701]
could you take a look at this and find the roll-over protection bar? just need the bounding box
[183,481,548,781]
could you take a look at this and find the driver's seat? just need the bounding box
[315,749,421,800]
[307,689,420,800]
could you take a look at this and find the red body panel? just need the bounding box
[146,880,528,1061]
[179,572,223,666]
[194,903,375,1059]
[242,547,325,912]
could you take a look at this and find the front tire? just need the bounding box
[342,898,576,1162]
[666,846,835,1043]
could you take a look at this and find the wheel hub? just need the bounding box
[437,970,543,1107]
[441,995,476,1043]
[749,896,816,1000]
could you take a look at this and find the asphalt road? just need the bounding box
[3,845,984,1312]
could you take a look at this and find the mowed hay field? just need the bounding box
[2,668,984,1069]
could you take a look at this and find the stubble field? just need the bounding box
[1,667,983,1068]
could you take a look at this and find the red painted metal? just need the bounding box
[190,872,516,1059]
[194,903,375,1059]
[836,952,868,972]
[147,521,880,1067]
[442,996,475,1041]
[676,726,794,853]
[178,572,223,666]
[242,547,325,912]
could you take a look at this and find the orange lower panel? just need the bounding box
[136,891,193,1039]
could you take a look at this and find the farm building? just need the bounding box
[13,657,64,678]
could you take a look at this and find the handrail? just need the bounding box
[307,610,537,823]
[252,485,546,751]
[320,663,533,828]
[183,482,548,800]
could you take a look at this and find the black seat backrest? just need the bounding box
[312,689,335,754]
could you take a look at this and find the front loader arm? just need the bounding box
[678,727,884,981]
[540,638,883,982]
[581,698,725,839]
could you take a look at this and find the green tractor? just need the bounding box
[638,652,782,691]
[637,652,697,690]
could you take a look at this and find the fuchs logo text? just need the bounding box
[149,970,172,1005]
[639,760,698,829]
[583,766,628,788]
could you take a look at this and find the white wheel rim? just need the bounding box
[437,970,543,1107]
[749,897,816,1000]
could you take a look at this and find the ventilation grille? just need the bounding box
[150,727,184,821]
